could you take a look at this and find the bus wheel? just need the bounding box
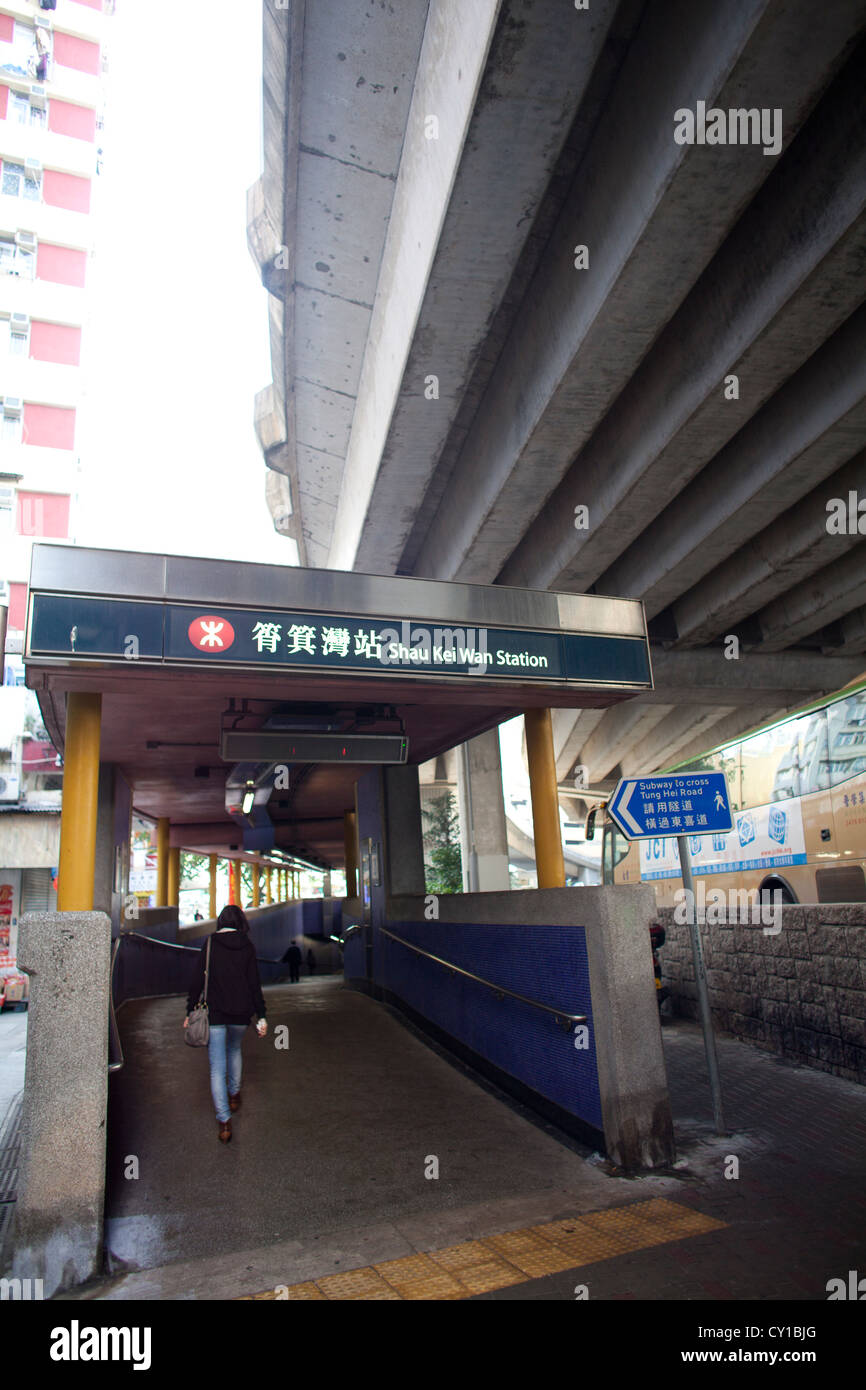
[759,878,796,905]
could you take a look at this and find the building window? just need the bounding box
[5,320,30,356]
[9,90,47,129]
[0,22,44,78]
[0,238,36,279]
[1,162,42,202]
[0,487,14,535]
[0,410,22,445]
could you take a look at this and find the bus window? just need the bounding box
[798,708,831,794]
[740,725,800,805]
[827,690,866,786]
[602,820,630,885]
[676,747,741,808]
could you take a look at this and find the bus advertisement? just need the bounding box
[604,679,866,906]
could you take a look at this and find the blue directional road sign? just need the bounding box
[607,772,733,840]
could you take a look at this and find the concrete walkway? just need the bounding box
[63,978,866,1300]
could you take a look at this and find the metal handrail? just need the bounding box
[120,929,288,965]
[108,937,124,1073]
[341,923,363,940]
[379,926,587,1032]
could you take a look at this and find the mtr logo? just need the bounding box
[188,615,236,652]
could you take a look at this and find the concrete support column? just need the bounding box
[57,693,102,912]
[10,910,112,1296]
[156,817,169,908]
[344,810,358,898]
[455,727,510,892]
[209,855,217,920]
[93,765,132,933]
[524,708,565,889]
[383,765,425,898]
[167,846,180,909]
[252,861,261,908]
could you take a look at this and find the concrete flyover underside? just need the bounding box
[250,0,866,788]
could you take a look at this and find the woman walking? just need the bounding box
[184,904,268,1143]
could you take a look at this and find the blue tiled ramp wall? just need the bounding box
[376,920,602,1133]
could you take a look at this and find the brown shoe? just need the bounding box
[229,1092,241,1113]
[218,1119,232,1143]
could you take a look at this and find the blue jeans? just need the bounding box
[207,1024,247,1123]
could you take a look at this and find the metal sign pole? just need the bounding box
[677,834,726,1136]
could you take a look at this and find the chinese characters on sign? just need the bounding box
[608,774,733,841]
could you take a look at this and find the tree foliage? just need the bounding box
[422,792,463,894]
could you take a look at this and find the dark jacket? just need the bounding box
[186,929,266,1026]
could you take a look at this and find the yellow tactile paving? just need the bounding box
[427,1239,527,1294]
[479,1227,579,1278]
[530,1219,636,1263]
[315,1266,402,1300]
[239,1197,727,1300]
[373,1252,467,1300]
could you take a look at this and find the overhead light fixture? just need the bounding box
[221,731,409,764]
[242,783,255,815]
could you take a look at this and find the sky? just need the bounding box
[74,0,296,566]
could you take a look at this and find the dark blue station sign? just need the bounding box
[28,594,651,689]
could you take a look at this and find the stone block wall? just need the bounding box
[657,904,866,1084]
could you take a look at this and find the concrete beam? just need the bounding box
[751,548,866,651]
[554,708,605,782]
[646,647,864,704]
[327,0,502,569]
[579,702,674,783]
[618,705,737,777]
[415,0,866,584]
[828,606,866,655]
[499,42,866,592]
[346,0,622,574]
[600,305,866,615]
[669,450,866,646]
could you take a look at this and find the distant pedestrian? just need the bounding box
[193,910,204,922]
[184,905,267,1144]
[307,948,317,974]
[285,941,302,983]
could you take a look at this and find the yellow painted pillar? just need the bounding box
[523,708,565,889]
[253,861,261,908]
[156,816,170,907]
[344,810,358,898]
[167,846,180,908]
[266,866,272,905]
[228,860,237,905]
[209,854,217,920]
[282,869,287,900]
[57,692,102,912]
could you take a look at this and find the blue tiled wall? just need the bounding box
[371,919,602,1132]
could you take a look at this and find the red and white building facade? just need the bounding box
[0,0,113,946]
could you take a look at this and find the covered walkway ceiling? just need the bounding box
[249,0,866,791]
[25,545,649,868]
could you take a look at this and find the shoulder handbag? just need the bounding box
[185,936,212,1047]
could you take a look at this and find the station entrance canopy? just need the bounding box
[24,545,652,867]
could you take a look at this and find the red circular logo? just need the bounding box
[188,615,235,653]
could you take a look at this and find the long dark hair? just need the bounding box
[217,904,249,934]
